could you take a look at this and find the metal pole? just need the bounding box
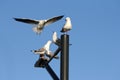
[60,34,69,80]
[45,64,59,80]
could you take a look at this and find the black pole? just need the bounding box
[45,64,59,80]
[60,34,69,80]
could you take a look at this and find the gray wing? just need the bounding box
[14,18,39,24]
[38,48,46,52]
[32,48,45,52]
[44,15,64,26]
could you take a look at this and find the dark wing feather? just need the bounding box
[13,18,39,24]
[45,15,64,26]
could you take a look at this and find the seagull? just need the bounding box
[60,17,72,33]
[31,40,52,55]
[52,31,72,46]
[31,40,52,59]
[45,40,59,59]
[14,15,64,34]
[31,40,58,59]
[52,31,61,46]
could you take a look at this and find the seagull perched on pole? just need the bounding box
[52,31,72,46]
[52,31,61,46]
[31,40,58,59]
[14,15,64,34]
[60,17,72,33]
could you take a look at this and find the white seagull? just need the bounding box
[52,31,72,46]
[14,15,64,34]
[45,40,59,59]
[31,40,58,59]
[31,40,52,55]
[31,40,52,59]
[60,17,72,33]
[52,31,61,46]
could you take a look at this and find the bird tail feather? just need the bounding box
[32,27,42,35]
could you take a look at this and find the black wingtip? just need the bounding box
[60,28,64,33]
[13,17,19,21]
[13,17,17,20]
[60,15,64,18]
[56,15,64,19]
[61,15,64,17]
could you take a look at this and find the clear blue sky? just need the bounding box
[0,0,120,80]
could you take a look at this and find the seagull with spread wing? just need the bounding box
[31,40,52,59]
[45,40,59,59]
[60,17,72,33]
[31,40,58,59]
[14,15,64,34]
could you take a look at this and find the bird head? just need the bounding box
[52,31,58,42]
[65,17,71,21]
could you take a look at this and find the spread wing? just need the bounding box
[44,15,64,26]
[14,18,39,24]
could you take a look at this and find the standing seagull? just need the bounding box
[14,15,64,34]
[52,31,72,46]
[60,17,72,33]
[52,31,61,46]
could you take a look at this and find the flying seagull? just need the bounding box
[60,17,72,33]
[52,31,61,46]
[14,15,64,34]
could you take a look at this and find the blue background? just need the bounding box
[0,0,120,80]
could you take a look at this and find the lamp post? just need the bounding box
[60,34,69,80]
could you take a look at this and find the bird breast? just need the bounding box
[38,20,46,28]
